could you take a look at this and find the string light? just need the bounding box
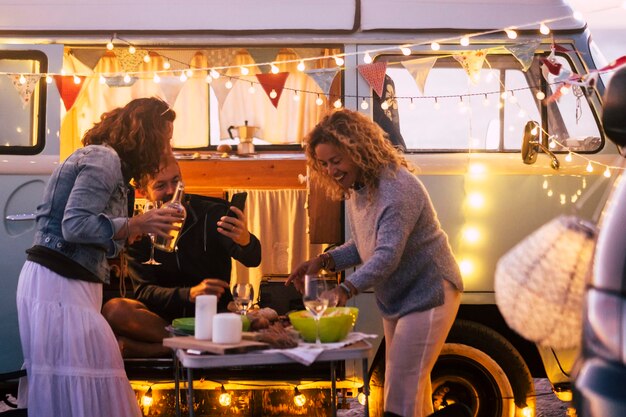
[240,66,250,75]
[179,72,187,82]
[460,36,470,46]
[297,60,305,71]
[536,91,546,100]
[225,79,233,89]
[106,39,114,51]
[315,95,324,106]
[205,74,213,83]
[123,74,131,84]
[357,387,367,406]
[270,63,280,74]
[586,161,594,173]
[400,46,412,56]
[565,152,573,162]
[505,29,518,39]
[293,387,306,407]
[430,42,440,51]
[604,167,611,177]
[248,83,256,94]
[143,53,151,63]
[218,385,232,407]
[334,56,344,66]
[293,91,300,101]
[269,89,278,99]
[360,98,369,110]
[163,60,171,70]
[209,69,220,79]
[153,73,160,83]
[128,45,136,54]
[363,52,373,64]
[540,23,551,35]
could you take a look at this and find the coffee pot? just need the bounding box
[227,120,257,155]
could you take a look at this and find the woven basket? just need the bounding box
[495,215,597,349]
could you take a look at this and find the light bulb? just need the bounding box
[483,95,490,107]
[530,126,539,136]
[248,84,256,94]
[271,64,279,74]
[540,23,550,35]
[106,41,114,51]
[218,386,231,407]
[360,99,369,110]
[293,388,306,407]
[400,46,411,56]
[293,92,300,102]
[460,36,470,46]
[333,99,342,108]
[240,66,249,75]
[505,29,518,39]
[185,69,193,78]
[433,99,441,110]
[210,69,220,79]
[98,75,106,84]
[381,101,389,110]
[73,75,81,84]
[363,52,373,64]
[297,60,305,71]
[179,73,187,82]
[19,75,26,84]
[315,96,324,106]
[153,74,161,83]
[536,91,546,100]
[334,56,344,66]
[508,94,518,104]
[560,85,570,95]
[123,74,131,84]
[565,152,572,162]
[269,89,278,99]
[225,80,233,89]
[205,74,213,83]
[46,75,53,84]
[542,179,549,189]
[141,387,153,408]
[586,161,593,172]
[128,45,136,54]
[430,42,440,51]
[163,61,171,70]
[143,54,151,63]
[604,167,611,177]
[357,392,367,406]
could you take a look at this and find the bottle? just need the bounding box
[153,181,187,252]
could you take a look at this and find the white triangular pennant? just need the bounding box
[9,74,42,108]
[210,77,239,109]
[401,57,437,94]
[158,76,185,106]
[453,50,487,84]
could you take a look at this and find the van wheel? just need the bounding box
[438,320,535,417]
[431,343,514,417]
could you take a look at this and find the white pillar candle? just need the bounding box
[212,313,242,344]
[195,295,217,340]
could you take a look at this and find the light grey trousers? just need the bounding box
[383,279,461,417]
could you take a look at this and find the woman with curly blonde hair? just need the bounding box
[16,97,184,417]
[288,109,463,417]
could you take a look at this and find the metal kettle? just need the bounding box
[227,120,257,155]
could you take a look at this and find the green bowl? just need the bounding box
[172,315,250,334]
[288,307,359,343]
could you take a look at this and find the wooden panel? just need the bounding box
[179,158,307,197]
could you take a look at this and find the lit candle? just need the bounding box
[212,313,242,344]
[195,295,217,340]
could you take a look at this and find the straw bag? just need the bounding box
[494,215,597,349]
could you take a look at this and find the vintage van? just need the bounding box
[0,0,621,416]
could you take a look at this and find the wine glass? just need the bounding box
[142,200,162,265]
[302,274,332,346]
[232,283,254,316]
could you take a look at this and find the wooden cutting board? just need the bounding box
[163,336,268,354]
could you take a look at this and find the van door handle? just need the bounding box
[5,214,36,221]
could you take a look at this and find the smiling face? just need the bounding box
[142,158,182,203]
[313,142,362,191]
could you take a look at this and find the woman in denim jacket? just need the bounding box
[16,97,183,417]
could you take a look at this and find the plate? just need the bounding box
[171,316,251,335]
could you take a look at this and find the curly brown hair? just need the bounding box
[82,97,176,183]
[305,108,411,201]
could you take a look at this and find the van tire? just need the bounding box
[440,319,536,416]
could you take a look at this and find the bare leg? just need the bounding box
[102,298,171,358]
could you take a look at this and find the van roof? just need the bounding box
[0,0,584,35]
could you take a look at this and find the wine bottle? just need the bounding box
[153,181,186,252]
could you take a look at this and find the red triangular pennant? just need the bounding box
[53,75,86,111]
[357,62,387,97]
[255,72,289,108]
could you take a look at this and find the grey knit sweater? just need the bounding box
[330,166,463,319]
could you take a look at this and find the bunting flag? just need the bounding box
[400,57,437,95]
[159,49,206,71]
[71,48,106,70]
[506,40,540,72]
[255,72,289,108]
[304,68,340,98]
[247,48,281,74]
[598,55,626,72]
[9,74,42,108]
[158,76,185,106]
[210,77,238,109]
[357,62,387,97]
[292,48,323,62]
[203,48,239,70]
[104,75,138,87]
[53,75,86,111]
[453,50,487,84]
[113,48,147,73]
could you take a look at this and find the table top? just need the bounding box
[175,340,372,369]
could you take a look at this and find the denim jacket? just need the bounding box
[32,145,128,283]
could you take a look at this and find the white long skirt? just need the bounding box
[16,261,141,417]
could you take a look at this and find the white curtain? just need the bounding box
[227,188,326,303]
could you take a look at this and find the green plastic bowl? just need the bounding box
[288,307,359,343]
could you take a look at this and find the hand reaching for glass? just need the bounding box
[126,203,184,244]
[302,274,339,345]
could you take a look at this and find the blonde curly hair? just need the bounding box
[305,108,411,201]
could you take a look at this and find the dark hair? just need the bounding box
[82,97,176,182]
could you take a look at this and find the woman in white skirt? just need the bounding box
[16,97,185,417]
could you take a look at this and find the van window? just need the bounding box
[0,50,47,154]
[385,53,601,153]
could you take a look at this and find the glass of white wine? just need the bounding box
[303,274,331,345]
[142,200,162,265]
[232,283,254,316]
